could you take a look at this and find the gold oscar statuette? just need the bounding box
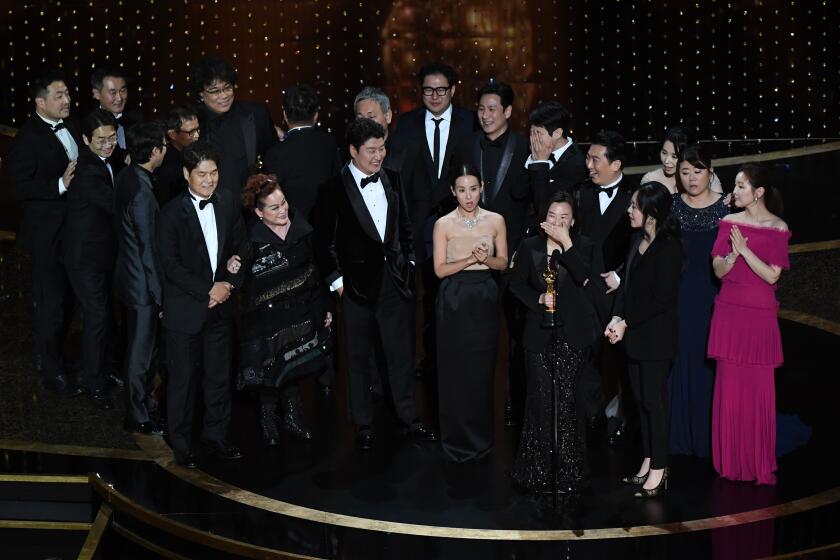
[542,260,556,328]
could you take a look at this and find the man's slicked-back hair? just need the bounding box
[90,65,127,90]
[346,117,386,150]
[126,121,166,164]
[476,79,514,109]
[191,57,238,95]
[417,61,457,86]
[283,84,320,123]
[528,101,571,138]
[29,69,67,100]
[182,140,221,173]
[591,130,626,169]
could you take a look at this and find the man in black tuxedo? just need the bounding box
[91,66,143,174]
[526,101,588,212]
[156,104,200,206]
[158,141,244,467]
[5,69,82,396]
[393,61,475,377]
[263,83,341,219]
[575,130,633,442]
[114,122,168,434]
[193,57,278,196]
[311,118,437,450]
[62,109,121,410]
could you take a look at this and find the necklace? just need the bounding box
[458,207,480,229]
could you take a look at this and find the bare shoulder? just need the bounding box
[766,216,789,231]
[484,210,505,225]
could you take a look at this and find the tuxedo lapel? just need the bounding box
[600,188,630,235]
[415,113,437,181]
[36,118,72,165]
[213,193,228,273]
[485,132,516,203]
[341,167,382,243]
[380,171,397,243]
[240,109,256,166]
[180,194,211,271]
[623,233,643,288]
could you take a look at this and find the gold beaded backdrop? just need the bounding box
[1,0,838,141]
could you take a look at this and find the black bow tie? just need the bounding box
[598,185,618,198]
[197,193,218,209]
[360,173,380,188]
[51,122,66,132]
[549,153,558,164]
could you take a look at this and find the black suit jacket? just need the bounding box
[5,113,82,250]
[464,130,532,251]
[612,233,683,362]
[110,108,144,175]
[311,166,415,305]
[157,189,244,334]
[393,105,476,227]
[61,149,116,271]
[114,164,163,307]
[529,142,588,214]
[154,145,187,207]
[575,177,633,275]
[199,100,278,195]
[509,233,604,352]
[262,126,340,218]
[383,134,430,261]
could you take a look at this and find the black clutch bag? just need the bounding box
[237,324,333,390]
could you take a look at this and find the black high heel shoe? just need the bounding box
[634,468,668,498]
[622,471,649,485]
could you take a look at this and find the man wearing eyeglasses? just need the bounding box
[393,62,476,380]
[91,66,143,175]
[192,57,278,197]
[156,105,201,206]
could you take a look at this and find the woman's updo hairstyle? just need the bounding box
[241,173,281,213]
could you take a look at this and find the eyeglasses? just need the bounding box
[178,126,201,138]
[422,86,452,97]
[92,134,118,147]
[203,84,234,97]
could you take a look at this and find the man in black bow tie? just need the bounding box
[574,129,633,444]
[157,141,244,467]
[311,118,437,450]
[6,69,83,397]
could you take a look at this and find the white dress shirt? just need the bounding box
[598,173,624,215]
[37,113,79,194]
[524,137,575,169]
[189,190,219,277]
[424,105,453,180]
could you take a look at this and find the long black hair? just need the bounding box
[737,163,784,217]
[635,181,681,241]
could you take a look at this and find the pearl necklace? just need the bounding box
[458,208,481,229]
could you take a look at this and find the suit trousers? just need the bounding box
[123,303,159,423]
[67,267,112,391]
[165,309,233,452]
[29,243,74,380]
[628,359,671,469]
[342,272,416,427]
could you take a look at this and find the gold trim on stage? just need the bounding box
[779,310,840,337]
[0,474,88,484]
[78,503,113,560]
[757,542,840,560]
[0,520,91,531]
[788,239,840,254]
[0,439,151,461]
[110,523,192,560]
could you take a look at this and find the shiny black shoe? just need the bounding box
[105,371,125,389]
[124,419,166,436]
[174,450,197,469]
[87,389,114,410]
[203,439,242,460]
[607,418,627,445]
[356,426,374,451]
[281,396,313,441]
[43,374,84,398]
[407,421,438,442]
[621,471,649,485]
[634,468,669,498]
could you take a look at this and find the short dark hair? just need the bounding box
[126,121,166,164]
[182,140,221,173]
[540,189,577,226]
[529,101,571,138]
[283,84,319,123]
[636,181,680,240]
[191,57,238,95]
[165,104,199,132]
[679,143,712,169]
[81,108,118,139]
[346,118,386,150]
[29,69,67,100]
[476,79,514,109]
[417,62,457,86]
[591,130,626,169]
[664,126,692,161]
[90,66,127,90]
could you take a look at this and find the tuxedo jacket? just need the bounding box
[110,108,144,175]
[529,142,588,214]
[262,126,341,218]
[575,177,633,275]
[61,149,116,271]
[508,233,605,352]
[114,164,163,307]
[199,100,278,195]
[311,166,415,305]
[612,232,683,362]
[463,130,532,252]
[157,189,244,334]
[154,145,187,207]
[5,113,82,250]
[384,134,430,261]
[393,105,476,225]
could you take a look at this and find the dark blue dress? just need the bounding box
[668,193,729,457]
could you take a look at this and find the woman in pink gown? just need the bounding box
[708,163,790,485]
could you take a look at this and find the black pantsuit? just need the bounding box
[66,269,112,391]
[123,304,159,423]
[628,359,671,469]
